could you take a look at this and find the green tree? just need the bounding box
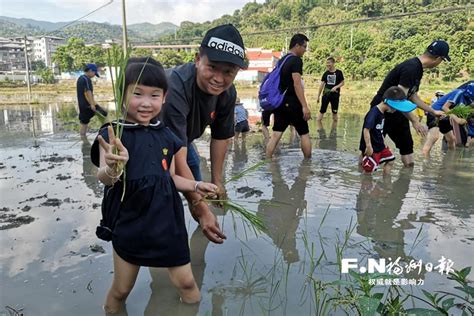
[36,67,55,84]
[155,50,185,68]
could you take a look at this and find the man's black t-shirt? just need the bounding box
[321,69,344,93]
[160,63,236,144]
[76,75,93,109]
[279,54,303,97]
[371,57,423,107]
[359,106,386,153]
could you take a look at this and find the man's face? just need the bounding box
[326,60,335,70]
[86,70,96,78]
[428,56,443,68]
[195,54,240,96]
[295,41,308,57]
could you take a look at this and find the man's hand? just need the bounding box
[90,104,97,111]
[413,121,428,137]
[432,109,446,118]
[364,144,374,157]
[456,118,467,125]
[316,96,321,103]
[192,202,226,244]
[303,105,311,121]
[330,87,338,93]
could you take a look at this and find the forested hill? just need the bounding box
[0,17,177,43]
[162,0,473,81]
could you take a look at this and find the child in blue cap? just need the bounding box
[360,86,417,174]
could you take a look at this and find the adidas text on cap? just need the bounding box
[201,24,246,68]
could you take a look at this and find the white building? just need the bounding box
[32,36,65,68]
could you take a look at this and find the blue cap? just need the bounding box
[384,99,417,113]
[85,63,100,77]
[427,40,451,62]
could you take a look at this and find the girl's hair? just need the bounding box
[124,57,168,93]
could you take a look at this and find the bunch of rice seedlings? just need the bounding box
[199,160,271,233]
[447,104,474,120]
[106,46,149,201]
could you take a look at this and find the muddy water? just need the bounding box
[1,104,473,316]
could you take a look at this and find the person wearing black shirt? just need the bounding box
[160,24,246,244]
[316,57,345,122]
[266,33,312,159]
[77,63,99,136]
[370,40,449,167]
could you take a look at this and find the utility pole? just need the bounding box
[121,0,129,55]
[23,36,32,101]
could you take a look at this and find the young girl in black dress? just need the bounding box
[91,58,217,313]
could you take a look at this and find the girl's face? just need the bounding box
[125,84,165,125]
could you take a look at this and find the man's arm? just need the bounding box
[292,72,311,121]
[210,138,231,189]
[331,80,345,92]
[174,147,226,243]
[409,92,444,116]
[84,90,97,111]
[397,85,427,137]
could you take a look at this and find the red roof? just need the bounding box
[246,49,282,60]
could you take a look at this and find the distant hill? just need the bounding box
[0,19,42,37]
[0,16,70,32]
[0,16,178,43]
[128,22,177,39]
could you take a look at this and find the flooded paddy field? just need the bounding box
[1,103,473,315]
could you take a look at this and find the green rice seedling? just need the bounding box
[224,159,270,184]
[447,104,474,120]
[106,47,152,201]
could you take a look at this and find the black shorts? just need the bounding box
[320,92,340,114]
[79,105,95,124]
[426,113,453,134]
[272,96,309,135]
[261,110,272,127]
[235,120,250,133]
[383,111,413,155]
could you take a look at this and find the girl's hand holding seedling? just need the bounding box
[195,181,218,199]
[98,126,129,178]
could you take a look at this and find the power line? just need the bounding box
[129,4,472,45]
[46,0,114,36]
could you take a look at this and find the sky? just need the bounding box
[2,0,265,26]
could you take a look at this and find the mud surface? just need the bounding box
[1,104,473,315]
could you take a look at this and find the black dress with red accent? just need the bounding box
[91,120,189,267]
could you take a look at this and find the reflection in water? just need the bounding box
[316,119,337,151]
[145,227,224,316]
[258,161,310,264]
[356,171,411,260]
[231,139,248,174]
[81,136,103,198]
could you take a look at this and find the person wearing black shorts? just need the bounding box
[316,57,344,122]
[261,109,272,139]
[77,63,100,136]
[266,33,312,158]
[370,40,449,166]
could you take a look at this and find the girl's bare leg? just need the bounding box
[104,250,140,314]
[168,263,200,303]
